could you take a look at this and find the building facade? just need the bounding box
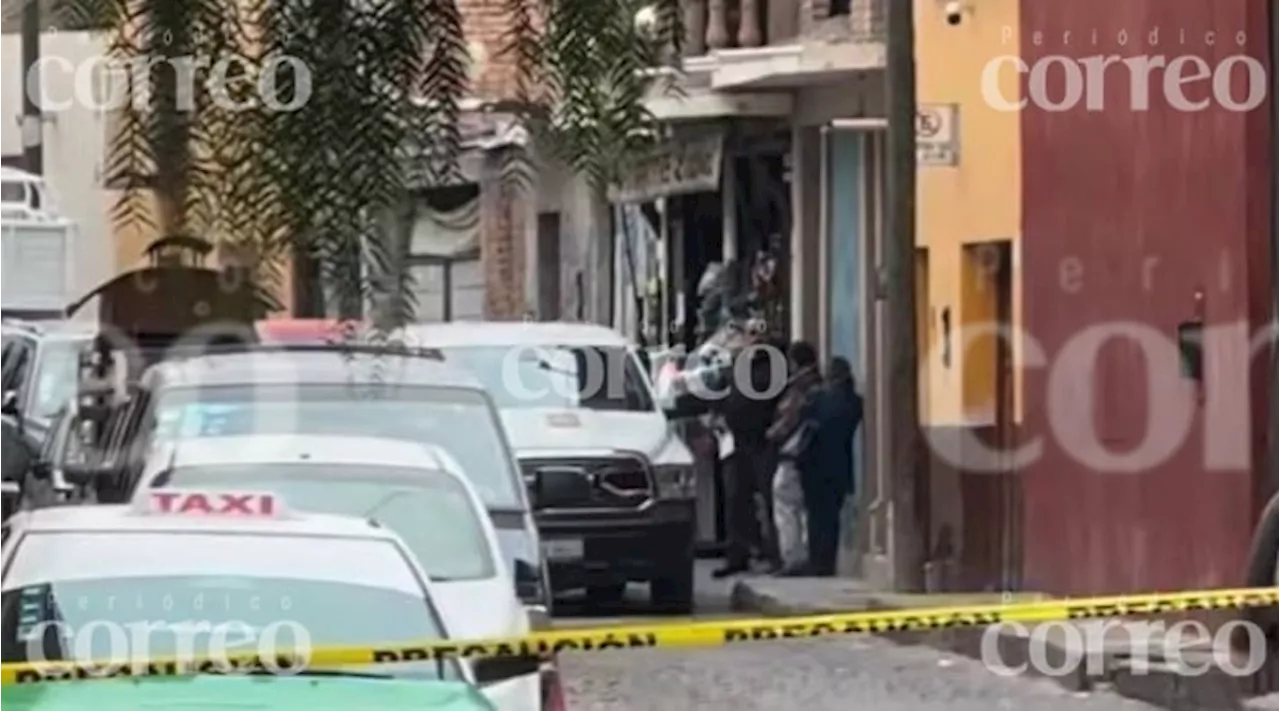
[3,3,596,323]
[912,0,1025,592]
[1017,0,1275,595]
[1,30,116,311]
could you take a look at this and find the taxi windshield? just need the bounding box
[439,345,654,412]
[151,384,521,508]
[151,464,497,581]
[0,532,458,681]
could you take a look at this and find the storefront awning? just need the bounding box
[608,131,724,203]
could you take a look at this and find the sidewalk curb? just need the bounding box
[1110,658,1244,711]
[728,580,1260,710]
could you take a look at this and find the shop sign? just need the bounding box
[916,104,959,167]
[609,133,724,202]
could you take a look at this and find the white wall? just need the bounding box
[1,31,114,303]
[527,155,604,322]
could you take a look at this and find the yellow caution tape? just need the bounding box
[3,586,1274,686]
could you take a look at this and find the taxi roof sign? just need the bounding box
[138,490,282,517]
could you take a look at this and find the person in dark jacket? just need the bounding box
[667,327,785,578]
[712,335,785,577]
[797,356,863,576]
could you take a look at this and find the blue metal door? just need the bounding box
[825,129,869,563]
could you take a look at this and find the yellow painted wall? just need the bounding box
[101,9,294,314]
[915,0,1022,426]
[106,188,294,316]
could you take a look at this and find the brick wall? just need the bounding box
[460,0,524,101]
[460,0,533,320]
[479,148,528,318]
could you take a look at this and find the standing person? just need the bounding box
[766,341,823,575]
[712,333,783,578]
[798,357,863,577]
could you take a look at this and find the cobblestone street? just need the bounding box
[554,562,1159,711]
[561,635,1159,711]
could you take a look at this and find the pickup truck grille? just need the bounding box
[520,455,652,510]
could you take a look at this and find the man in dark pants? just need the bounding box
[798,357,863,576]
[712,340,784,578]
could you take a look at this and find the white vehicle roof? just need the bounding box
[3,501,394,539]
[144,349,487,391]
[145,435,468,473]
[124,436,532,662]
[401,321,632,348]
[1,496,429,595]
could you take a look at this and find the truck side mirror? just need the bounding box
[1,391,19,417]
[525,604,551,630]
[635,349,652,375]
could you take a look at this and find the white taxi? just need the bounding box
[0,490,471,683]
[129,436,551,711]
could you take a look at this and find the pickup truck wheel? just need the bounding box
[650,562,695,614]
[585,583,626,606]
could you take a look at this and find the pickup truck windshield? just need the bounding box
[440,345,654,412]
[151,384,522,508]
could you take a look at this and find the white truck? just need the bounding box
[1,167,77,320]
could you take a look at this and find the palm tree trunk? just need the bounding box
[149,6,194,238]
[292,246,325,317]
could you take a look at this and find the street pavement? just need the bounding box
[554,561,1160,710]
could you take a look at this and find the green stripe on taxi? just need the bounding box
[4,675,498,710]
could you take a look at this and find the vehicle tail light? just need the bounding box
[541,666,567,711]
[653,464,696,499]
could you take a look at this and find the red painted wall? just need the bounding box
[1019,0,1274,595]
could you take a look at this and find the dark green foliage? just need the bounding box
[59,0,678,323]
[503,0,683,192]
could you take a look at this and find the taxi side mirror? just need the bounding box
[1,481,20,497]
[473,654,542,685]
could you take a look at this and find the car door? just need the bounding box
[91,389,154,503]
[0,338,34,489]
[0,513,29,575]
[23,408,72,509]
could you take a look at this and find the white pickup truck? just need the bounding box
[1,167,76,320]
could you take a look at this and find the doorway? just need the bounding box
[959,239,1019,589]
[537,212,562,320]
[915,247,930,420]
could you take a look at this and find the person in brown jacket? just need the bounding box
[765,341,824,575]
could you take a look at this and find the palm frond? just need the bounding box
[88,0,667,324]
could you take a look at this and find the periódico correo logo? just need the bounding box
[18,619,312,674]
[980,619,1269,678]
[982,52,1268,113]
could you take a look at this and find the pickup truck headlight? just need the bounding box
[653,464,696,500]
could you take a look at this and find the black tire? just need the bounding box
[1243,494,1278,638]
[585,583,627,607]
[650,559,695,615]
